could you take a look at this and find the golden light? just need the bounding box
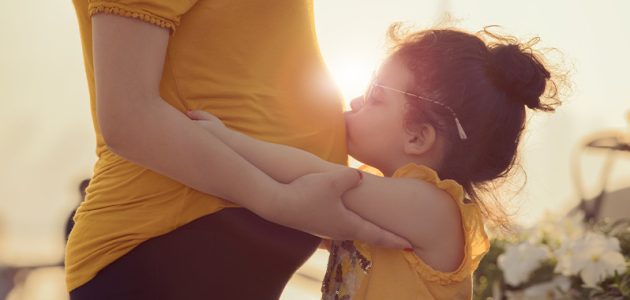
[326,60,376,110]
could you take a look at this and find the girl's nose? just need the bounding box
[349,96,364,112]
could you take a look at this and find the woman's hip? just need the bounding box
[70,208,321,300]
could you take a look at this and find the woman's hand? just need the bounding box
[268,168,411,249]
[185,110,411,249]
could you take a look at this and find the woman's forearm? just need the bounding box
[91,14,410,248]
[190,113,436,249]
[102,98,283,216]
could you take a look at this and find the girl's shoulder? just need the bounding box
[391,163,491,284]
[392,163,464,202]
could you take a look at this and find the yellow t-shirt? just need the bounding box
[66,0,347,292]
[322,164,490,299]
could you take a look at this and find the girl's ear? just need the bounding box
[403,123,436,156]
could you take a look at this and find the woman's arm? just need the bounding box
[91,13,410,248]
[187,111,461,250]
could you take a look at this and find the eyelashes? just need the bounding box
[366,91,384,105]
[367,97,382,105]
[363,83,389,106]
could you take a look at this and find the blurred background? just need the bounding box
[1,0,629,299]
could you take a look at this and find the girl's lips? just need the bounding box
[343,115,352,141]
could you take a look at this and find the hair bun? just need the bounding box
[487,43,551,110]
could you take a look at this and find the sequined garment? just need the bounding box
[322,240,373,300]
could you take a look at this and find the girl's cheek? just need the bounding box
[344,111,359,129]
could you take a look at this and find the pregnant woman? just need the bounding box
[66,1,409,299]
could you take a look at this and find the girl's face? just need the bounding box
[344,58,414,173]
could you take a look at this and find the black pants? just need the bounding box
[70,208,321,300]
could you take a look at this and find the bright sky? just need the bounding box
[1,0,629,270]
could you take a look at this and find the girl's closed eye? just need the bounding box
[365,96,379,105]
[365,85,385,105]
[367,94,383,105]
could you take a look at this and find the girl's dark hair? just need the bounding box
[388,24,567,231]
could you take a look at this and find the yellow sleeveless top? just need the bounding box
[322,164,490,299]
[66,0,347,292]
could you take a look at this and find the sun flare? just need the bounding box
[326,61,375,110]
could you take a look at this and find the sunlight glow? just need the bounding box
[327,61,375,109]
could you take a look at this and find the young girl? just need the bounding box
[186,25,562,299]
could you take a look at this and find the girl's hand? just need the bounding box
[187,110,411,249]
[186,110,225,133]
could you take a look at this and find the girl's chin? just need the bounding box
[346,144,357,159]
[347,153,367,166]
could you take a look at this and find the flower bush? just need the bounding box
[473,212,630,299]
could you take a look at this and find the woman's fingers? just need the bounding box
[327,167,362,194]
[284,168,411,249]
[341,208,412,249]
[308,168,411,249]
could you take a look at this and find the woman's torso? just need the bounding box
[66,0,347,292]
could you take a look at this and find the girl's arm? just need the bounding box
[91,13,410,249]
[187,111,461,250]
[185,111,338,183]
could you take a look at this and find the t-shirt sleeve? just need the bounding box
[88,0,199,33]
[394,163,491,284]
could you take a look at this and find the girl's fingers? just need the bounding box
[186,110,211,120]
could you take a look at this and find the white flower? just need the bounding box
[570,233,627,287]
[554,238,583,277]
[498,242,551,286]
[506,276,571,300]
[526,211,585,249]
